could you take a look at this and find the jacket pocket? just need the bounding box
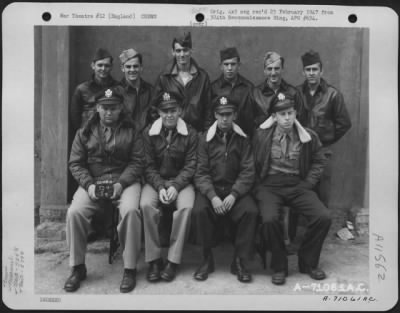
[316,117,334,142]
[270,146,282,159]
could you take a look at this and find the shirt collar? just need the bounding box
[302,78,327,94]
[90,74,114,88]
[121,77,142,92]
[261,78,289,94]
[171,61,198,76]
[219,74,244,88]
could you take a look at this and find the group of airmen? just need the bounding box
[64,31,352,293]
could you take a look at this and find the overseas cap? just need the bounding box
[172,32,192,49]
[93,48,113,63]
[119,48,139,65]
[220,47,240,62]
[301,50,322,67]
[157,91,183,110]
[95,88,123,106]
[269,93,295,114]
[264,51,283,66]
[213,96,238,113]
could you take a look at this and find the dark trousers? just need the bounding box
[253,176,332,272]
[191,192,259,260]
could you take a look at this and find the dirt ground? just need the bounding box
[35,233,369,296]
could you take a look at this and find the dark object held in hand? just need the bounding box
[95,180,114,199]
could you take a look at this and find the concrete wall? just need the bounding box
[35,26,369,217]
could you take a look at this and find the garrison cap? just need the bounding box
[301,50,322,67]
[172,32,192,49]
[269,93,295,114]
[220,47,240,62]
[95,88,123,106]
[92,48,113,63]
[119,48,139,65]
[213,95,238,113]
[157,91,183,110]
[264,51,284,67]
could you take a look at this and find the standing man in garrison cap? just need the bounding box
[191,96,258,283]
[70,48,119,133]
[140,91,198,282]
[297,50,351,204]
[252,93,331,286]
[152,31,212,132]
[211,47,258,137]
[117,48,154,133]
[253,51,303,127]
[65,87,145,293]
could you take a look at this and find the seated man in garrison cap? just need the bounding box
[65,88,145,293]
[296,50,352,204]
[211,47,258,137]
[140,91,198,282]
[70,48,119,133]
[252,93,331,286]
[191,96,258,283]
[151,31,212,132]
[117,48,154,133]
[253,51,303,128]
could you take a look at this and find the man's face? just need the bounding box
[97,103,122,127]
[214,110,236,132]
[303,63,323,87]
[158,106,182,129]
[172,43,192,67]
[220,57,240,81]
[91,57,112,81]
[273,108,296,130]
[264,59,283,85]
[121,57,143,82]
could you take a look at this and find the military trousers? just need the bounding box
[66,183,142,269]
[140,184,194,264]
[191,192,259,260]
[253,175,332,272]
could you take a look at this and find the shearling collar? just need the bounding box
[206,121,247,142]
[149,117,188,136]
[259,116,311,143]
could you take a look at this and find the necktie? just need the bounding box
[104,127,112,142]
[280,133,290,157]
[222,132,227,144]
[166,129,173,145]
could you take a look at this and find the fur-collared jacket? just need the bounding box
[142,117,198,192]
[69,112,145,190]
[195,121,255,200]
[252,117,328,187]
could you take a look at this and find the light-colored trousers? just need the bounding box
[140,184,194,264]
[66,183,142,269]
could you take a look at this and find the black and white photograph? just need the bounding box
[2,3,398,311]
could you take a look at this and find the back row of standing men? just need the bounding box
[70,32,351,145]
[65,31,352,293]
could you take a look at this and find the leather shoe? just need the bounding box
[64,264,87,292]
[271,270,287,285]
[147,259,163,282]
[120,269,136,293]
[161,261,178,282]
[230,258,252,283]
[194,255,215,281]
[299,263,326,280]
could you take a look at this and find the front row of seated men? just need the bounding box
[65,87,331,293]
